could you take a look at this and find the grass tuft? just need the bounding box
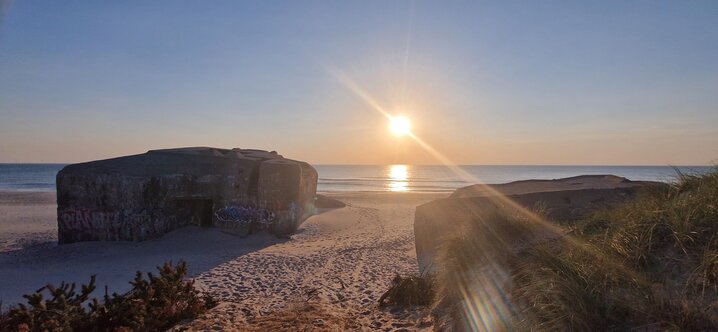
[378,274,435,307]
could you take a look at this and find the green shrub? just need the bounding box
[2,276,98,332]
[0,261,215,332]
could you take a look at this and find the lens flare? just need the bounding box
[325,67,650,330]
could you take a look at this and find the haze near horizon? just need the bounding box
[1,1,717,165]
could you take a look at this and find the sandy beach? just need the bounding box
[0,191,57,253]
[3,2,715,329]
[0,190,446,330]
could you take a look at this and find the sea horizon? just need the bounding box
[1,163,713,193]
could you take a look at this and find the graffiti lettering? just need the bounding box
[214,206,275,226]
[59,209,119,230]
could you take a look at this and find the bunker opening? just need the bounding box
[175,199,214,227]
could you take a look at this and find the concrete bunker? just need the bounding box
[56,147,318,244]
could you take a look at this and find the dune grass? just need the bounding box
[432,168,718,331]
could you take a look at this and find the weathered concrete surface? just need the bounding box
[414,175,665,272]
[450,174,659,198]
[56,147,317,243]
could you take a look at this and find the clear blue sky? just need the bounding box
[1,1,717,165]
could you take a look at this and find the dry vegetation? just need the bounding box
[388,168,718,331]
[378,274,435,307]
[509,169,718,331]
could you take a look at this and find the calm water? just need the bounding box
[315,165,714,192]
[0,164,66,191]
[0,164,712,193]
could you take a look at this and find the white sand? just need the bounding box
[0,191,446,331]
[0,191,57,252]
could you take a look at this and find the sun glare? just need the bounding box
[389,116,412,136]
[388,164,409,192]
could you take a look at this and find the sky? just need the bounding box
[1,1,717,165]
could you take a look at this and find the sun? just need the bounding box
[389,116,412,136]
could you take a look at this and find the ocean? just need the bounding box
[0,164,66,192]
[315,165,713,192]
[0,164,713,193]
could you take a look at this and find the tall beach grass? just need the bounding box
[435,168,718,331]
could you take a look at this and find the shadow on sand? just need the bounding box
[0,196,347,306]
[0,226,284,305]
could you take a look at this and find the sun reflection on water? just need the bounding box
[388,165,409,192]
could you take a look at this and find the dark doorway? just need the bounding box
[175,199,214,227]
